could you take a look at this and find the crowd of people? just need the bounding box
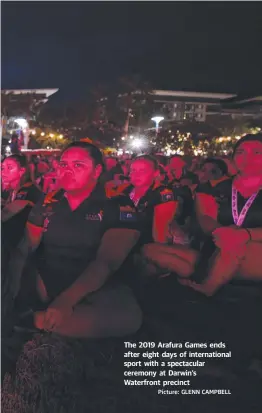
[1,133,262,378]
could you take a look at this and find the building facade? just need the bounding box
[1,88,58,148]
[150,90,262,123]
[151,90,235,122]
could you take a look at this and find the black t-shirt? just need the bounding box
[196,179,262,228]
[2,183,42,250]
[112,184,176,244]
[28,185,140,300]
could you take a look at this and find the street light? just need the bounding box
[151,116,164,136]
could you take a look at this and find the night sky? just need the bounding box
[2,2,262,101]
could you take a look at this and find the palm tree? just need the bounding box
[102,75,154,137]
[116,75,154,135]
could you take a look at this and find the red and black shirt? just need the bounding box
[108,183,176,243]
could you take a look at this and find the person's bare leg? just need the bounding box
[195,250,241,296]
[198,242,262,296]
[35,285,142,338]
[240,242,262,279]
[181,242,262,296]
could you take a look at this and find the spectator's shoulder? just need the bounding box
[105,182,131,198]
[196,177,232,197]
[16,182,42,204]
[213,177,232,190]
[27,189,62,227]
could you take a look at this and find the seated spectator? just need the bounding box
[167,155,199,188]
[109,155,178,245]
[42,157,61,193]
[100,157,123,185]
[10,141,142,337]
[166,156,198,244]
[168,157,229,247]
[143,134,262,295]
[1,154,42,250]
[198,157,229,184]
[33,159,50,190]
[1,155,42,319]
[218,155,238,177]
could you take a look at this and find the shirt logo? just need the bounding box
[161,190,174,202]
[16,191,27,200]
[119,206,137,222]
[120,212,137,222]
[85,210,103,221]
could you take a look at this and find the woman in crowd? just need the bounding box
[110,155,178,245]
[1,154,42,320]
[1,154,42,250]
[143,134,262,295]
[10,141,142,337]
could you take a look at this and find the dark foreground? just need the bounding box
[2,278,262,413]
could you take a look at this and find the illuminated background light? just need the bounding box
[15,118,28,129]
[151,116,164,124]
[132,138,142,148]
